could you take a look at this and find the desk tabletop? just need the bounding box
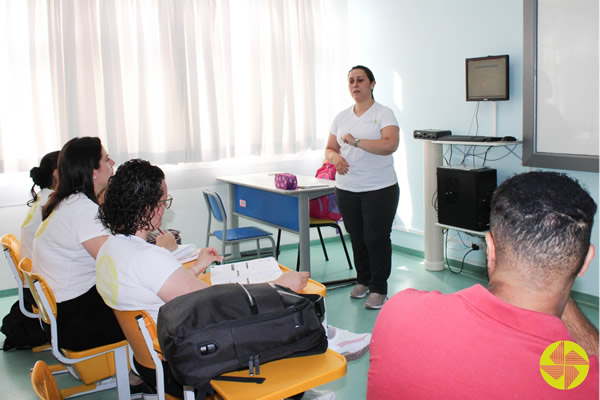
[184,261,327,297]
[217,173,335,195]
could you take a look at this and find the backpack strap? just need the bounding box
[211,376,266,384]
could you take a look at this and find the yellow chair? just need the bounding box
[113,309,194,400]
[31,360,62,400]
[0,234,65,360]
[19,259,131,399]
[115,309,346,400]
[1,234,41,320]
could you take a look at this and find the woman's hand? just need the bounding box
[191,247,223,276]
[272,271,310,292]
[341,133,356,146]
[333,155,350,175]
[156,232,178,251]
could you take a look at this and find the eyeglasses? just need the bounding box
[158,194,173,209]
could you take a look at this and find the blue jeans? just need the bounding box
[335,183,399,295]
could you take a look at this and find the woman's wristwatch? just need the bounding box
[353,138,361,147]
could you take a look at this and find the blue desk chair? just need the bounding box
[203,189,276,261]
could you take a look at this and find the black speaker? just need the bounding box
[437,167,497,231]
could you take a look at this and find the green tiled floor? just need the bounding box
[1,240,598,399]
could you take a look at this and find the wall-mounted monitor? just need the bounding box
[466,55,509,101]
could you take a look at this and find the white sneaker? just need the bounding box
[301,389,336,400]
[327,326,371,361]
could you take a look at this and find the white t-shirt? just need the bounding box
[330,102,399,192]
[19,188,52,261]
[32,193,108,303]
[96,234,181,322]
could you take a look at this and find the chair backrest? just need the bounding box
[113,309,175,400]
[1,233,24,283]
[112,309,158,370]
[20,258,57,326]
[202,189,227,223]
[31,360,63,400]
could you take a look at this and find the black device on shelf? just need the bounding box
[437,167,497,232]
[438,135,503,142]
[413,129,452,140]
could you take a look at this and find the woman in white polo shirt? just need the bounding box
[325,65,400,310]
[19,150,59,261]
[32,136,122,351]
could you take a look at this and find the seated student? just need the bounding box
[31,137,124,351]
[19,150,59,260]
[96,159,370,397]
[368,171,599,399]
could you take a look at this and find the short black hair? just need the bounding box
[99,159,165,235]
[490,171,596,281]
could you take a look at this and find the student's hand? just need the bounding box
[156,232,178,251]
[272,271,309,292]
[191,247,223,276]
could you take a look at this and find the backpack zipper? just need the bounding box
[248,354,260,376]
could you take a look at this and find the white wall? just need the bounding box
[345,0,599,296]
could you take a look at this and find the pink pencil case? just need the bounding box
[274,173,298,190]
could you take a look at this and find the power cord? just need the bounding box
[447,242,480,274]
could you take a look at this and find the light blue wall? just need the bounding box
[346,0,599,296]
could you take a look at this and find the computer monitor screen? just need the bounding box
[465,55,509,101]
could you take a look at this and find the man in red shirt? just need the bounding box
[368,171,599,399]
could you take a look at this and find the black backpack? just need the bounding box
[157,283,327,393]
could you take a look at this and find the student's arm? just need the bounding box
[341,125,399,155]
[158,267,210,303]
[325,133,349,175]
[562,297,599,356]
[83,235,109,259]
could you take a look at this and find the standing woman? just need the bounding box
[20,151,60,260]
[32,137,123,350]
[325,65,400,310]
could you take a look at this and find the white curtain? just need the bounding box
[0,0,349,172]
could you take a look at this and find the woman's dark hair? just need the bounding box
[42,137,103,220]
[27,151,59,206]
[349,65,376,100]
[99,159,165,236]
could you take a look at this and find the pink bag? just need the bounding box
[309,162,341,221]
[274,173,298,190]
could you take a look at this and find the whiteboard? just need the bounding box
[523,0,599,172]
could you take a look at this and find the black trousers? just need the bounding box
[43,285,125,351]
[335,183,399,295]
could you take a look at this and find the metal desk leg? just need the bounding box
[297,194,311,273]
[228,184,241,259]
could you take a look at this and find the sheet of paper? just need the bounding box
[172,244,200,263]
[210,257,282,285]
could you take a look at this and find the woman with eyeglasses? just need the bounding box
[31,137,124,351]
[96,159,309,397]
